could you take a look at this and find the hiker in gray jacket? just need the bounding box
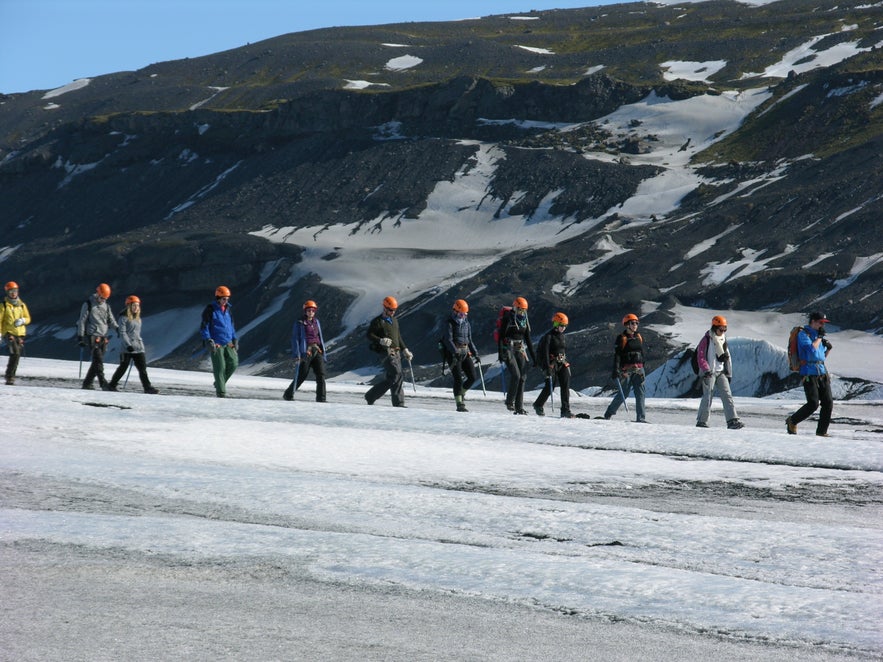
[77,283,119,390]
[107,295,158,394]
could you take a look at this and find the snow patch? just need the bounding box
[515,45,554,55]
[42,78,91,99]
[384,55,423,71]
[660,59,727,83]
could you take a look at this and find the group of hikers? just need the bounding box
[2,282,835,435]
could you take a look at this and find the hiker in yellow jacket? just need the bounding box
[1,281,31,385]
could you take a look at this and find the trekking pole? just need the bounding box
[123,360,133,388]
[78,346,84,379]
[616,376,630,414]
[288,361,301,394]
[476,358,487,396]
[548,373,555,413]
[407,358,417,393]
[499,362,507,396]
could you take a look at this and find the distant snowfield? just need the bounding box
[253,88,774,334]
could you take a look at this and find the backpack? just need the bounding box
[493,306,513,344]
[787,326,804,372]
[690,333,730,374]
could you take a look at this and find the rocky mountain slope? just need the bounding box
[0,0,880,394]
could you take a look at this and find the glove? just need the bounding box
[822,339,832,351]
[13,318,25,327]
[379,337,392,347]
[126,345,135,353]
[203,338,214,349]
[78,336,87,347]
[403,349,413,361]
[817,327,826,338]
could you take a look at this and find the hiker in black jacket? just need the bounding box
[533,312,573,418]
[603,313,647,422]
[498,297,537,415]
[441,299,479,412]
[365,296,412,407]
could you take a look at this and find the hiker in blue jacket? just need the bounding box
[441,299,479,412]
[786,311,834,437]
[200,285,238,398]
[283,299,327,402]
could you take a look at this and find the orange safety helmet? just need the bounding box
[4,281,18,291]
[513,296,528,310]
[382,296,398,310]
[215,285,231,298]
[303,300,318,310]
[552,312,569,327]
[711,315,728,327]
[96,283,111,298]
[452,299,469,314]
[622,313,639,325]
[125,295,141,306]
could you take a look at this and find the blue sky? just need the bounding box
[0,0,610,94]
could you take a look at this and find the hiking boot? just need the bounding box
[560,410,574,419]
[727,419,744,430]
[282,388,293,401]
[216,392,226,398]
[456,402,468,413]
[785,416,797,435]
[816,432,831,438]
[105,383,118,392]
[514,408,528,415]
[505,402,515,412]
[81,383,94,390]
[533,404,545,417]
[5,377,14,385]
[144,386,159,395]
[364,394,375,405]
[393,403,407,408]
[636,419,649,424]
[696,421,709,428]
[602,413,612,420]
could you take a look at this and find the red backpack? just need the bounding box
[493,306,512,344]
[787,326,804,372]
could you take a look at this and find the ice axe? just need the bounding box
[407,357,417,393]
[475,358,487,396]
[615,376,630,414]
